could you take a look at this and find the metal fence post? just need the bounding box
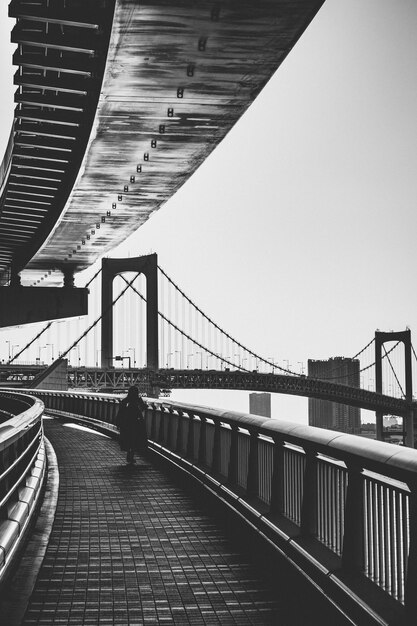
[228,424,239,485]
[176,410,183,454]
[270,435,285,514]
[211,418,221,474]
[186,413,195,459]
[158,405,165,442]
[246,428,259,498]
[300,447,318,536]
[167,407,174,448]
[404,481,417,622]
[150,403,157,441]
[342,462,364,573]
[198,415,207,465]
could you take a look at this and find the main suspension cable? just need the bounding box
[120,274,250,372]
[157,265,298,375]
[59,271,137,362]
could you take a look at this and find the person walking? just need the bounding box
[117,385,147,464]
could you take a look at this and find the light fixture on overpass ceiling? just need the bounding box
[124,185,128,192]
[112,203,116,209]
[167,108,173,117]
[198,37,207,51]
[136,165,142,172]
[101,216,105,223]
[144,153,149,161]
[159,125,165,134]
[118,195,122,201]
[177,88,184,99]
[151,140,157,148]
[211,6,220,21]
[106,211,111,217]
[187,64,194,77]
[130,176,135,183]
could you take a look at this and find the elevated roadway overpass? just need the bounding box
[0,0,325,300]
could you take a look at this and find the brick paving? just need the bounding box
[19,419,333,625]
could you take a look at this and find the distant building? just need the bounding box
[249,392,271,418]
[308,357,360,434]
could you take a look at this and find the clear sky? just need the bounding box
[1,0,417,421]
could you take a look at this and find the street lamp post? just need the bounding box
[127,347,136,367]
[221,356,231,371]
[12,344,19,360]
[268,357,276,374]
[71,346,80,367]
[46,343,54,362]
[167,352,173,368]
[6,340,11,360]
[175,350,182,369]
[196,352,203,369]
[187,353,194,369]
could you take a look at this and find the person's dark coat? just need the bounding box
[117,395,147,453]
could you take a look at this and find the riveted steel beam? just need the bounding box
[9,0,100,29]
[13,50,95,76]
[11,23,100,54]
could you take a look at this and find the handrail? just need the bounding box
[27,389,417,624]
[0,391,45,586]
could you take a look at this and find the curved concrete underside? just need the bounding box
[6,0,325,286]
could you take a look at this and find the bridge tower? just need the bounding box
[101,254,158,370]
[375,329,414,447]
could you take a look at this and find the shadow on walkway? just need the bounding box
[2,418,347,625]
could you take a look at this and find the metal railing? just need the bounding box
[0,392,45,585]
[31,389,417,625]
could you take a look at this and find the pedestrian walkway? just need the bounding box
[2,418,345,625]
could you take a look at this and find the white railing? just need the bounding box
[31,389,417,625]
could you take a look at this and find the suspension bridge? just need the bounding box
[0,2,416,625]
[1,254,417,441]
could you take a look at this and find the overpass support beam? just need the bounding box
[0,286,88,327]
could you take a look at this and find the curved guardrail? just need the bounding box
[31,389,417,626]
[0,391,45,586]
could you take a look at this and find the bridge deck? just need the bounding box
[2,418,347,625]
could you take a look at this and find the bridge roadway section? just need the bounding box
[1,415,347,626]
[68,367,415,418]
[1,363,414,417]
